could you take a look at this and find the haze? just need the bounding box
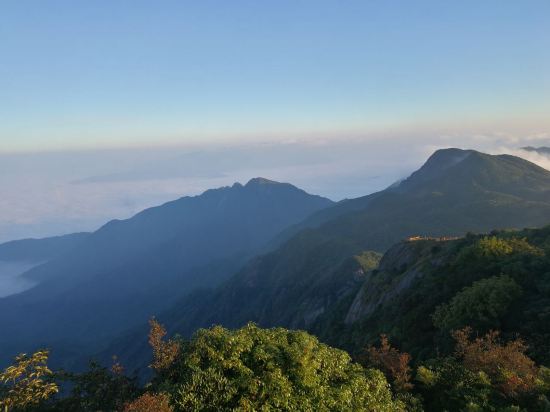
[1,1,549,241]
[1,133,550,243]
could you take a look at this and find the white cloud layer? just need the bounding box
[1,131,549,243]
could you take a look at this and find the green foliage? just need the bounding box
[45,361,140,412]
[0,350,58,412]
[433,275,522,332]
[8,223,550,410]
[11,320,550,411]
[455,236,542,267]
[539,367,550,393]
[159,323,404,411]
[415,329,550,411]
[323,227,550,366]
[474,237,531,257]
[416,358,493,411]
[355,251,382,272]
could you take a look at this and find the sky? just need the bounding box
[1,0,549,152]
[0,1,549,242]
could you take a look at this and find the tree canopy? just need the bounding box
[154,322,404,411]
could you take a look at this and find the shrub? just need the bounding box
[433,275,522,331]
[453,328,538,399]
[0,350,58,411]
[360,335,413,392]
[159,323,404,411]
[123,392,173,412]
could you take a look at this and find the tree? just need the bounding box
[0,350,58,412]
[417,328,550,411]
[123,392,173,412]
[433,275,522,332]
[49,360,139,411]
[157,323,404,411]
[453,328,538,400]
[416,357,492,411]
[465,236,540,259]
[149,318,180,372]
[360,335,413,392]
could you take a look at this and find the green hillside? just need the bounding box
[103,149,550,376]
[162,149,550,334]
[316,227,550,364]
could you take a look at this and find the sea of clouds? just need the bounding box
[1,131,549,244]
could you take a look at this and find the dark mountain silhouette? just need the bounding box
[0,178,332,367]
[103,149,550,373]
[0,233,91,298]
[0,233,90,263]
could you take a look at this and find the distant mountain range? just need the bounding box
[101,148,550,372]
[0,178,332,367]
[0,232,90,263]
[0,233,91,298]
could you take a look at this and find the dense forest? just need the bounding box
[3,226,550,411]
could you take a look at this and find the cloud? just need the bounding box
[1,130,549,243]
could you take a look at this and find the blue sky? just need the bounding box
[1,0,549,152]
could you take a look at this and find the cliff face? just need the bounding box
[289,256,373,330]
[344,239,448,325]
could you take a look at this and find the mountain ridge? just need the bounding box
[0,178,333,368]
[0,232,90,264]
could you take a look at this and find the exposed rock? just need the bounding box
[344,240,444,325]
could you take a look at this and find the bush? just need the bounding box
[360,335,413,393]
[453,328,538,400]
[123,392,173,412]
[433,275,522,332]
[159,323,404,411]
[416,357,492,411]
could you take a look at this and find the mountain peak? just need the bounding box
[245,177,282,187]
[397,148,474,189]
[394,147,550,199]
[421,148,475,171]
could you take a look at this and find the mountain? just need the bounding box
[103,148,550,372]
[90,227,550,412]
[0,178,332,367]
[0,233,91,298]
[270,148,550,247]
[0,232,90,263]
